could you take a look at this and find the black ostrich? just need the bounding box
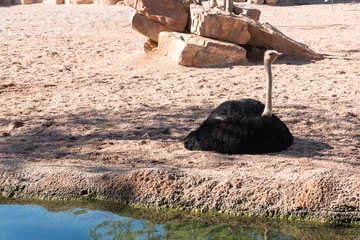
[184,50,293,154]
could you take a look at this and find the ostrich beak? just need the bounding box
[276,52,283,57]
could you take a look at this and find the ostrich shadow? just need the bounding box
[279,136,334,158]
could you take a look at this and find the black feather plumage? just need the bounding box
[184,99,293,154]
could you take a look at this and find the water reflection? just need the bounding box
[0,204,297,240]
[0,200,358,240]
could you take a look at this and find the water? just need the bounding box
[0,205,165,240]
[0,200,359,240]
[0,204,294,240]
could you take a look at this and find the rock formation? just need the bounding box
[190,4,321,60]
[158,31,247,67]
[126,0,321,66]
[190,4,251,45]
[124,0,192,32]
[130,11,173,42]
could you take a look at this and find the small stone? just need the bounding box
[68,136,78,141]
[2,132,11,137]
[142,38,158,53]
[9,121,24,131]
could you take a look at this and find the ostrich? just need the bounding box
[184,50,293,154]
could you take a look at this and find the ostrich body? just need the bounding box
[184,50,293,154]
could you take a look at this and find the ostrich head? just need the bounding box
[264,50,282,64]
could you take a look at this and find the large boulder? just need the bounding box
[190,4,321,60]
[130,12,173,42]
[246,21,322,60]
[124,0,192,32]
[158,31,247,67]
[190,4,251,45]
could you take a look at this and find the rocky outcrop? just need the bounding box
[190,4,321,60]
[246,21,322,60]
[130,12,173,42]
[190,4,251,45]
[127,0,322,65]
[158,31,247,67]
[124,0,192,32]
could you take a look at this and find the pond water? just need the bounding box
[0,200,359,240]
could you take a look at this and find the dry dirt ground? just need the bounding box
[0,2,360,223]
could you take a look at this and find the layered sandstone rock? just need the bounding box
[190,4,321,60]
[246,21,322,60]
[190,4,251,45]
[127,0,321,64]
[158,31,247,67]
[124,0,192,32]
[130,12,173,42]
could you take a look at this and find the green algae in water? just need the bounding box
[0,198,359,240]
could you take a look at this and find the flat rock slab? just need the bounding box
[190,4,251,45]
[190,4,321,60]
[124,0,192,32]
[130,11,173,42]
[247,22,322,60]
[158,31,247,67]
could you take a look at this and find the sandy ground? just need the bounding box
[0,2,360,222]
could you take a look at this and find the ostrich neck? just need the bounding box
[262,61,272,117]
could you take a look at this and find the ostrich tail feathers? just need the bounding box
[184,131,201,150]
